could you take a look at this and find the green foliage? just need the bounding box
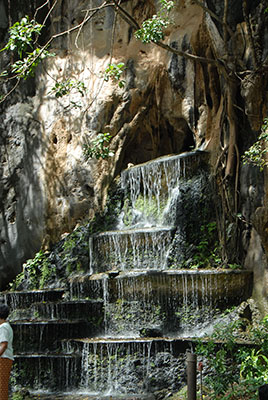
[83,132,114,160]
[10,251,55,290]
[195,316,268,399]
[190,221,221,269]
[134,195,166,223]
[0,15,54,80]
[49,79,86,98]
[10,48,54,79]
[88,183,123,235]
[237,315,268,389]
[159,0,175,11]
[62,235,80,276]
[11,270,25,290]
[103,62,126,88]
[39,262,56,289]
[12,392,24,400]
[195,320,243,396]
[59,228,90,276]
[249,314,268,354]
[135,0,174,43]
[1,16,43,58]
[227,263,242,270]
[240,349,268,385]
[11,390,31,400]
[135,15,169,43]
[242,118,268,170]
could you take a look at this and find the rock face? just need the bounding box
[0,0,267,311]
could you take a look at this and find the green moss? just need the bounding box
[134,195,166,222]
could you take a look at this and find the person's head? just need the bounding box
[259,384,268,400]
[0,304,9,320]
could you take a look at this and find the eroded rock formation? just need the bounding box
[0,0,267,313]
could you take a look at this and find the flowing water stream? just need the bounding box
[3,151,253,398]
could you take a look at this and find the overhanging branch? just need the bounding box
[111,0,140,30]
[155,41,221,67]
[109,1,224,69]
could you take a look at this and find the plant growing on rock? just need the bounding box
[9,250,55,290]
[49,79,87,98]
[83,132,114,160]
[242,117,268,171]
[0,0,265,189]
[135,0,174,43]
[103,62,126,88]
[1,15,43,57]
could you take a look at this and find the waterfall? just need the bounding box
[120,155,185,228]
[121,154,184,208]
[6,151,253,397]
[79,339,183,395]
[90,227,175,272]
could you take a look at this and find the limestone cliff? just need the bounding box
[0,0,267,312]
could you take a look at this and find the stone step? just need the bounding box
[12,299,104,322]
[68,269,252,337]
[13,338,192,396]
[12,320,101,353]
[67,269,253,337]
[69,269,253,305]
[121,150,208,201]
[13,353,81,392]
[64,337,190,394]
[90,227,176,273]
[119,151,209,228]
[4,289,65,309]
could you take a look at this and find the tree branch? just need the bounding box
[242,0,258,69]
[12,1,112,79]
[111,0,140,30]
[155,41,221,67]
[0,79,20,103]
[223,0,228,53]
[109,1,224,69]
[34,0,59,26]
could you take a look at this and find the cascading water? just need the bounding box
[78,339,182,395]
[119,153,186,227]
[90,227,175,271]
[88,151,206,277]
[3,151,253,399]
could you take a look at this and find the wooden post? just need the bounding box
[187,352,197,400]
